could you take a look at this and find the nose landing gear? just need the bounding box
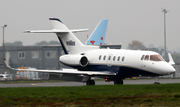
[154,77,160,84]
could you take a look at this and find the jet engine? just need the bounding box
[59,55,89,67]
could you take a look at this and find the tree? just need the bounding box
[35,41,49,46]
[35,41,60,46]
[5,41,23,46]
[128,40,147,50]
[49,41,60,45]
[172,52,180,64]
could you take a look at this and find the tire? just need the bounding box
[86,80,95,85]
[114,79,123,85]
[154,82,160,84]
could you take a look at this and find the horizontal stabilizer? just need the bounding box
[24,29,88,33]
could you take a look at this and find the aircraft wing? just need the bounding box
[16,68,116,76]
[4,60,116,77]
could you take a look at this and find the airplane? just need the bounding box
[85,19,108,45]
[5,18,176,85]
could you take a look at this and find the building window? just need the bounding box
[32,51,39,59]
[46,51,56,58]
[18,52,25,59]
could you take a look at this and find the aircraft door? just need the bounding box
[107,54,113,67]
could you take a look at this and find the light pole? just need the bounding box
[2,25,7,74]
[162,8,168,61]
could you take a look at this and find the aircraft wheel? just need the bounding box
[154,82,160,84]
[114,79,123,85]
[86,80,95,85]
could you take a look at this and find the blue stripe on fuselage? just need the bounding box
[61,63,161,78]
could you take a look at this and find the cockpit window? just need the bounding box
[158,55,165,61]
[144,55,149,60]
[150,55,164,61]
[141,55,145,60]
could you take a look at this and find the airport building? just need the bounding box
[0,46,67,79]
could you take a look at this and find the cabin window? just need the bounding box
[141,55,145,60]
[144,55,149,60]
[117,56,120,61]
[99,55,102,60]
[103,56,106,60]
[32,51,39,59]
[108,56,111,60]
[18,52,25,59]
[113,56,116,61]
[122,57,125,61]
[150,55,163,61]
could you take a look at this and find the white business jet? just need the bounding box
[6,18,175,85]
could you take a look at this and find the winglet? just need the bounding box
[168,53,175,65]
[4,59,15,70]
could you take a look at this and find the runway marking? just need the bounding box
[31,84,62,87]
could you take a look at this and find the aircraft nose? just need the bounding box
[164,64,176,74]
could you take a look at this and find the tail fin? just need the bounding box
[85,19,108,45]
[49,18,69,30]
[50,18,98,54]
[24,18,98,54]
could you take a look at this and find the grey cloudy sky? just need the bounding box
[0,0,180,52]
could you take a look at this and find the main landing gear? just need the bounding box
[105,78,124,85]
[114,79,123,85]
[154,77,160,84]
[86,80,95,85]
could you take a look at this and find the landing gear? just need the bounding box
[154,82,160,84]
[154,77,160,84]
[114,79,123,85]
[86,80,95,85]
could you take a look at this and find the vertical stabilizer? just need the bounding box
[85,19,108,45]
[49,18,69,30]
[49,18,98,54]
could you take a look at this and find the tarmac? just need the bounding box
[0,78,180,88]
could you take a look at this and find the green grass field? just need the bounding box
[0,83,180,107]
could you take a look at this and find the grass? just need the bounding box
[0,83,180,107]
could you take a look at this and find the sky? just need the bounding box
[0,0,180,52]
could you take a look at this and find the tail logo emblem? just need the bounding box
[66,40,75,46]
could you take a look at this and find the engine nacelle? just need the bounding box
[59,55,88,67]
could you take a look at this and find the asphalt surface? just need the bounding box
[0,79,180,88]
